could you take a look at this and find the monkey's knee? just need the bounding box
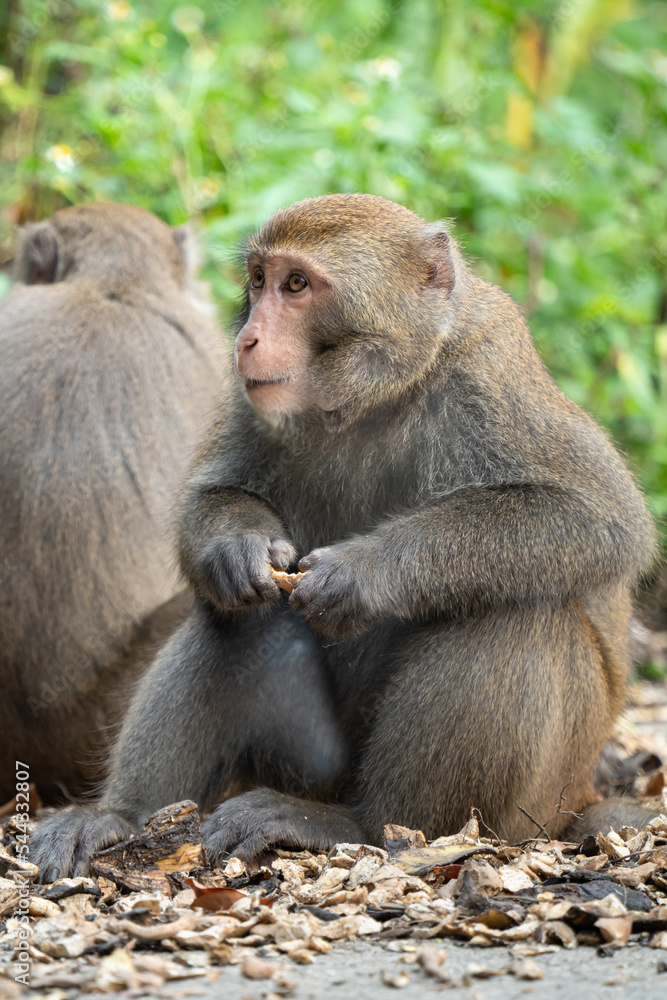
[31,807,135,882]
[355,610,606,841]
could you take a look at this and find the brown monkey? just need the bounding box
[0,202,227,803]
[30,194,656,878]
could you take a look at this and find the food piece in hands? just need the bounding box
[269,568,305,594]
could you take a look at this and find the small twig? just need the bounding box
[554,777,583,821]
[624,845,665,861]
[519,779,585,846]
[542,777,584,830]
[471,807,527,857]
[517,805,551,841]
[472,808,504,847]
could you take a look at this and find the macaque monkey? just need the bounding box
[30,194,655,878]
[0,202,227,803]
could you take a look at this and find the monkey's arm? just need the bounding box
[177,423,296,611]
[291,431,655,635]
[381,479,653,606]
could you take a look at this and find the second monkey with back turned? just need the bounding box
[0,203,227,804]
[32,194,655,877]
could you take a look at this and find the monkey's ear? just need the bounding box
[424,229,455,295]
[173,224,201,281]
[15,222,60,285]
[173,223,216,314]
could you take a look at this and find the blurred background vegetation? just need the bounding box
[0,1,666,583]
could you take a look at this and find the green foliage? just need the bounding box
[1,0,666,533]
[635,659,667,682]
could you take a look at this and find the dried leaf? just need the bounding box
[242,954,285,979]
[0,846,38,880]
[579,854,609,871]
[511,958,544,980]
[319,914,383,940]
[595,916,633,947]
[27,897,61,918]
[597,830,631,860]
[498,867,534,892]
[465,962,506,978]
[185,877,248,912]
[384,824,427,848]
[114,913,198,940]
[607,862,657,887]
[388,843,496,878]
[537,919,577,948]
[416,946,450,983]
[380,969,412,988]
[430,813,480,846]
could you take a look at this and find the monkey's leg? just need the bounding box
[104,601,348,822]
[354,603,613,843]
[30,602,348,878]
[197,603,614,859]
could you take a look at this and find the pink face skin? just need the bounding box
[234,254,331,414]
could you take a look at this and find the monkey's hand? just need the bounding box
[193,534,298,612]
[289,544,385,637]
[30,807,135,882]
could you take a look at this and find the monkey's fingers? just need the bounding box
[31,807,135,881]
[269,568,306,594]
[268,538,298,570]
[297,548,327,572]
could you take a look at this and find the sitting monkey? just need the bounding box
[0,202,226,803]
[30,194,655,878]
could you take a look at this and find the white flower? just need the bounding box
[371,57,403,82]
[45,144,76,173]
[193,177,220,208]
[107,1,131,21]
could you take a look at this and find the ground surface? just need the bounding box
[1,679,666,999]
[156,939,666,1000]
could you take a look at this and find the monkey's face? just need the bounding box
[236,195,461,417]
[234,252,336,414]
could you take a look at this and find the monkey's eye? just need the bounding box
[286,273,307,293]
[250,267,264,289]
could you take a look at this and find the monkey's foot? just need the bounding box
[202,788,367,863]
[31,807,135,882]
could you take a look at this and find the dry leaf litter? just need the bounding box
[0,678,666,995]
[0,800,666,994]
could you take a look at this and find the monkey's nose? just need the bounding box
[234,333,259,374]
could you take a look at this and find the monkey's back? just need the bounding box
[0,278,226,794]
